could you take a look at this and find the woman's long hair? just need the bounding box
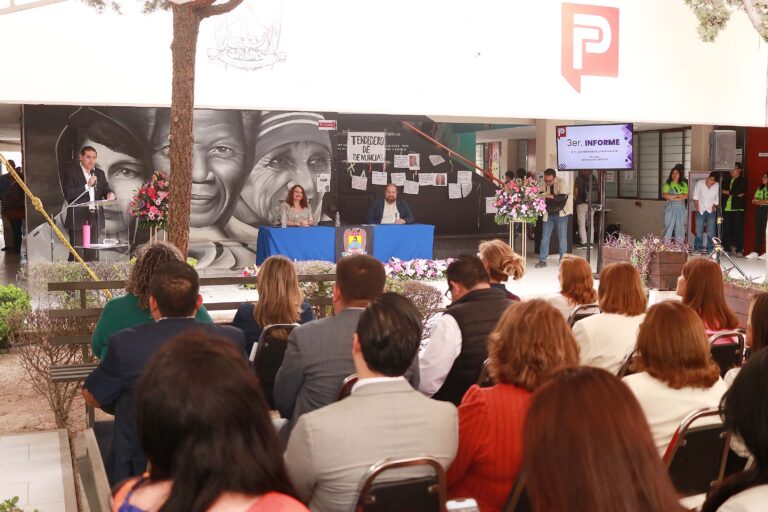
[665,167,687,186]
[522,367,683,512]
[135,332,297,512]
[559,254,597,306]
[748,292,768,353]
[479,239,524,283]
[285,184,308,209]
[597,263,646,316]
[702,349,768,512]
[635,301,720,389]
[253,255,303,336]
[126,241,185,310]
[680,258,738,331]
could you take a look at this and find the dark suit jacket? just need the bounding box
[273,308,420,445]
[62,162,112,230]
[365,197,415,224]
[83,318,246,482]
[722,175,747,211]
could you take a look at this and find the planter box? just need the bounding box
[601,247,687,291]
[723,282,764,329]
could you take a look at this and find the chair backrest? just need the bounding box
[354,456,447,512]
[476,358,493,388]
[502,472,532,512]
[709,331,745,377]
[338,373,358,401]
[663,407,730,497]
[567,304,600,328]
[616,348,637,378]
[251,323,298,409]
[74,428,112,512]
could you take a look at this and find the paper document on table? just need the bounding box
[404,180,420,195]
[371,171,388,185]
[351,175,368,191]
[448,183,461,199]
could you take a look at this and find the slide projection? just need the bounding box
[556,124,633,170]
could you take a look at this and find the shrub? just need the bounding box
[0,284,31,350]
[17,262,130,309]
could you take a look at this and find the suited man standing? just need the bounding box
[284,293,458,512]
[83,261,246,483]
[274,254,420,444]
[63,145,115,260]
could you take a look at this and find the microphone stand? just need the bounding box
[49,187,92,260]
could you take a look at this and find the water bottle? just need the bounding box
[281,208,288,228]
[334,211,341,227]
[395,211,400,224]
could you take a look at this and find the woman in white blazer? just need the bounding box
[572,262,646,374]
[545,254,597,320]
[623,301,727,455]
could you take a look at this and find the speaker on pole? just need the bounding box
[709,130,737,171]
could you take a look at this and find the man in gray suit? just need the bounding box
[274,254,420,443]
[284,293,458,512]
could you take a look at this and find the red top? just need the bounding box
[447,384,531,512]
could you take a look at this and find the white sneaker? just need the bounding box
[746,252,759,259]
[760,253,766,260]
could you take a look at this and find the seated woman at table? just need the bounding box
[91,241,212,360]
[278,185,315,227]
[232,255,314,356]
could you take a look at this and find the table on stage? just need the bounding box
[256,224,434,264]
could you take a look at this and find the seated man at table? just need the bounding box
[365,183,415,224]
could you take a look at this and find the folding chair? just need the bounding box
[567,304,600,328]
[353,456,447,512]
[74,428,112,512]
[249,323,299,409]
[502,472,532,512]
[476,358,493,388]
[708,331,745,377]
[338,373,358,401]
[663,407,730,497]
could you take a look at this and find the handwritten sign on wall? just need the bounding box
[347,132,386,163]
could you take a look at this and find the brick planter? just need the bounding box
[723,282,764,329]
[602,246,687,291]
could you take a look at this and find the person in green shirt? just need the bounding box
[747,172,768,260]
[91,241,213,359]
[722,163,748,257]
[662,164,689,243]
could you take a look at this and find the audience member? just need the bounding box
[0,169,24,253]
[232,255,314,355]
[522,367,683,512]
[274,255,418,443]
[725,292,768,385]
[91,241,213,360]
[545,254,597,319]
[419,255,513,405]
[447,300,579,512]
[572,262,646,374]
[478,239,524,301]
[112,332,307,512]
[701,349,768,512]
[677,257,739,342]
[623,301,727,454]
[83,262,246,482]
[284,293,457,512]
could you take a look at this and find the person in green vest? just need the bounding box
[662,164,689,243]
[722,163,748,257]
[747,173,768,260]
[91,241,213,359]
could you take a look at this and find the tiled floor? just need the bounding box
[0,430,76,512]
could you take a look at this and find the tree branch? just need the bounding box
[199,0,244,19]
[741,0,768,41]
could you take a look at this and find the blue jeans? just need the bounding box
[540,214,569,262]
[694,210,716,252]
[664,201,686,243]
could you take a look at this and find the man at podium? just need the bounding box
[366,183,415,225]
[63,146,115,261]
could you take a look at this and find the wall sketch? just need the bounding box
[207,3,286,71]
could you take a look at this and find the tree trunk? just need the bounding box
[167,4,201,257]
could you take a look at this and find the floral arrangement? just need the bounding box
[384,257,453,281]
[129,171,170,229]
[493,177,546,225]
[605,234,689,283]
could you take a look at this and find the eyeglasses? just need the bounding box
[444,286,452,299]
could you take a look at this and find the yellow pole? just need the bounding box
[0,155,112,299]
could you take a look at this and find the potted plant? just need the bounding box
[723,276,767,329]
[603,234,689,290]
[129,170,170,242]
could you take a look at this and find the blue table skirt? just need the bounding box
[256,224,434,264]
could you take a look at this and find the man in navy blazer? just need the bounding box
[365,183,415,224]
[83,261,246,482]
[62,146,115,261]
